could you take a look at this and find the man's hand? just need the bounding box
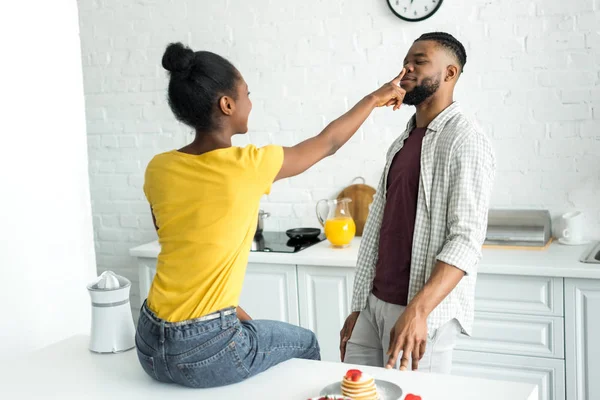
[386,261,465,370]
[385,306,428,371]
[339,311,360,362]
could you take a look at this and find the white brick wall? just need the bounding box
[77,0,600,316]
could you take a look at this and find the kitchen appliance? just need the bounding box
[87,271,136,353]
[580,241,600,264]
[484,209,552,248]
[255,209,270,237]
[251,231,325,253]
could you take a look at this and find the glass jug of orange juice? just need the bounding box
[316,198,356,248]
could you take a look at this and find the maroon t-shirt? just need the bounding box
[371,127,426,306]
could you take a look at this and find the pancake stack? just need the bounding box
[340,369,378,400]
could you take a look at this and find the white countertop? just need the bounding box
[2,335,537,400]
[129,237,600,279]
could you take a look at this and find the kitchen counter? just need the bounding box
[130,237,600,279]
[2,335,538,400]
[129,237,600,400]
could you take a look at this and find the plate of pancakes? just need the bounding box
[319,369,403,400]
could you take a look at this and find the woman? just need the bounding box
[135,42,406,388]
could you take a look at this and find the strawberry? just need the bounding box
[405,394,422,400]
[345,369,362,381]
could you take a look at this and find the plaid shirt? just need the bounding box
[351,102,496,336]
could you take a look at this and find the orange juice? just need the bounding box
[324,217,356,247]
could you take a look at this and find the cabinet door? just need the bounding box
[565,279,600,400]
[456,312,564,358]
[297,265,354,362]
[476,274,563,316]
[453,350,565,400]
[239,263,299,325]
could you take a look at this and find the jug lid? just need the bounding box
[87,270,131,291]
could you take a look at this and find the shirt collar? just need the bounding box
[405,101,462,134]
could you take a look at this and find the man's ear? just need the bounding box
[219,95,236,116]
[445,65,459,82]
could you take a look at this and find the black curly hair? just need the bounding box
[161,42,240,132]
[415,32,467,72]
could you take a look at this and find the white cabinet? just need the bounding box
[456,312,564,358]
[239,263,299,325]
[453,350,565,400]
[456,275,566,400]
[135,259,299,325]
[137,257,157,300]
[297,265,354,362]
[475,274,563,316]
[565,279,600,400]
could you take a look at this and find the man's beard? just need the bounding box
[403,75,441,106]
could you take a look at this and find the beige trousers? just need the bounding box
[344,293,461,373]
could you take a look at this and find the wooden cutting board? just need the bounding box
[336,177,376,236]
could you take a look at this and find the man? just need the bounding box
[339,32,496,374]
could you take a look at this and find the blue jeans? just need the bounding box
[135,302,321,388]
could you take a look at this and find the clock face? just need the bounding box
[387,0,444,22]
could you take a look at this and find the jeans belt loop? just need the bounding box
[220,309,227,330]
[159,320,166,344]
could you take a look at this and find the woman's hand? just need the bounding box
[236,306,252,321]
[368,68,407,110]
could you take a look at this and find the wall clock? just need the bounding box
[386,0,444,22]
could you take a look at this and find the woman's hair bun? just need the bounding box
[162,42,195,74]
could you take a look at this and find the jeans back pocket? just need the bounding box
[136,350,159,381]
[176,341,248,388]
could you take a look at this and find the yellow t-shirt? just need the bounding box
[143,145,284,322]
